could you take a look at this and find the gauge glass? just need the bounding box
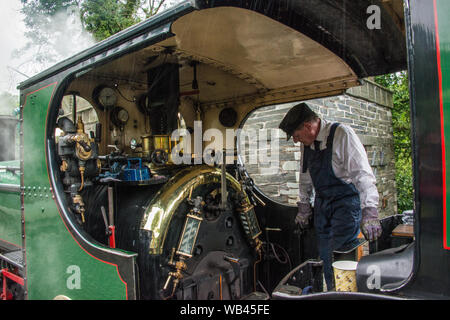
[99,87,117,107]
[117,108,129,123]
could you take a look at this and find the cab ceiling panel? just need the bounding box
[201,0,407,77]
[171,7,356,91]
[19,0,406,97]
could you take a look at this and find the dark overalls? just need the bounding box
[303,123,362,289]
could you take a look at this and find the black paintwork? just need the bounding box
[84,170,258,299]
[397,0,450,299]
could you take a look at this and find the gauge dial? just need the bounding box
[110,106,129,128]
[98,86,117,108]
[117,108,129,123]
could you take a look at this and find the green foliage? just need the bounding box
[80,0,141,41]
[140,0,169,18]
[395,156,413,213]
[79,0,171,41]
[374,71,413,213]
[17,0,170,70]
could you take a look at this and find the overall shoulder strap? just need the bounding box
[326,123,340,149]
[314,140,321,150]
[302,145,310,173]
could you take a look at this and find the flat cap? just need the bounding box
[278,102,317,140]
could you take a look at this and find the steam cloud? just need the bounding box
[1,2,95,96]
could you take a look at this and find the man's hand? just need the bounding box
[361,207,382,241]
[295,202,313,228]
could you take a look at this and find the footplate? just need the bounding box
[0,250,24,270]
[333,238,367,254]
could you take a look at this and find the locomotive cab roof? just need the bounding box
[18,0,406,109]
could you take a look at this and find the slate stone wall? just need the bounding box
[239,79,397,218]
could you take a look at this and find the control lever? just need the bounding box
[244,178,266,207]
[224,255,240,264]
[249,188,266,207]
[107,145,120,153]
[221,148,227,210]
[101,205,116,249]
[95,123,102,143]
[78,140,91,152]
[236,164,266,207]
[265,227,282,232]
[223,255,241,288]
[101,206,110,235]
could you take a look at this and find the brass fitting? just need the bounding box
[96,159,102,173]
[60,160,68,172]
[78,166,85,191]
[254,238,263,253]
[74,135,92,161]
[72,194,86,223]
[65,117,92,161]
[163,256,187,294]
[76,116,85,134]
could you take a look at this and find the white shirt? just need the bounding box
[298,118,379,209]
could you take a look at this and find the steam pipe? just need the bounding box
[221,149,227,209]
[108,185,115,226]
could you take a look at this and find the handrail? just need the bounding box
[0,184,20,193]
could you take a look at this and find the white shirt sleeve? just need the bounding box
[332,125,379,209]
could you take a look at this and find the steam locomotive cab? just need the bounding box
[12,2,407,300]
[53,65,268,299]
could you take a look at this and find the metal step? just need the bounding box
[333,237,367,254]
[241,291,270,300]
[0,250,24,269]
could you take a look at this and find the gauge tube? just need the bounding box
[237,205,262,246]
[176,214,203,258]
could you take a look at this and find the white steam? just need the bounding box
[47,5,96,62]
[0,1,27,94]
[1,2,95,95]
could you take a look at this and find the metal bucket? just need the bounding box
[332,260,358,292]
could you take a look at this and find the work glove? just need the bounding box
[361,207,382,241]
[295,202,313,229]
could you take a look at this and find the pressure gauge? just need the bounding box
[93,85,117,110]
[110,106,129,128]
[117,108,129,123]
[99,87,117,108]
